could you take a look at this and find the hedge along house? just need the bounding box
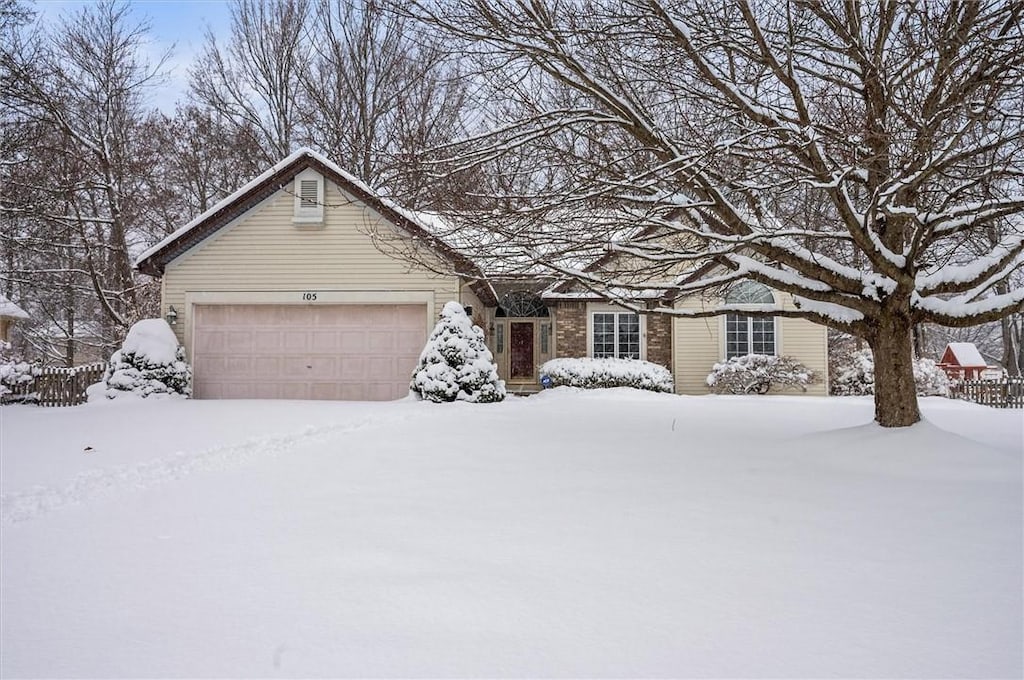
[137,149,829,400]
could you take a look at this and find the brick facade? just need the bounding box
[645,313,673,369]
[552,300,673,371]
[553,301,587,358]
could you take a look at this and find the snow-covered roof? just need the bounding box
[136,148,483,274]
[0,294,29,320]
[944,342,987,367]
[132,148,703,307]
[135,148,496,304]
[134,146,660,305]
[137,148,451,267]
[403,207,643,280]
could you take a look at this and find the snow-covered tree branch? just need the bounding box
[405,0,1024,426]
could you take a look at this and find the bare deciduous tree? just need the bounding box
[408,0,1024,427]
[298,0,471,203]
[190,0,310,162]
[1,0,166,362]
[148,105,266,219]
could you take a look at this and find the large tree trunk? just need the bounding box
[869,314,922,427]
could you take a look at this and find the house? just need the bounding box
[136,149,829,400]
[938,342,997,381]
[0,294,29,344]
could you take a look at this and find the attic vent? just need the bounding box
[293,169,325,225]
[299,179,319,208]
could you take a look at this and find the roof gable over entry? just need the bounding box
[135,149,494,305]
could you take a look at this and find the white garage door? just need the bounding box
[192,304,427,400]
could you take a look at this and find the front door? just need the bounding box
[509,321,535,380]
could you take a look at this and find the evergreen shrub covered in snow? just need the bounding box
[410,301,505,403]
[706,354,817,394]
[539,357,674,393]
[830,349,950,397]
[0,341,40,403]
[104,319,192,399]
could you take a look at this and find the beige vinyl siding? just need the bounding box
[672,291,829,395]
[777,317,829,395]
[161,178,462,357]
[777,293,829,395]
[459,283,485,323]
[672,295,723,394]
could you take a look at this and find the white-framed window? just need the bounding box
[588,305,644,359]
[723,281,777,359]
[725,314,776,358]
[293,169,324,224]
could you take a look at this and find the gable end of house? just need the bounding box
[136,150,495,307]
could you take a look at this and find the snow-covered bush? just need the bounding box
[913,357,951,396]
[830,349,950,397]
[706,354,816,394]
[0,341,40,403]
[410,301,505,403]
[104,319,192,399]
[828,338,870,396]
[540,357,674,393]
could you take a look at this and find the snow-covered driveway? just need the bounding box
[1,391,1021,677]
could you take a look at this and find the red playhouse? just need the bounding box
[937,342,991,381]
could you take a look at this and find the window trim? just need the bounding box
[586,303,646,360]
[718,282,781,359]
[292,168,325,224]
[724,313,778,359]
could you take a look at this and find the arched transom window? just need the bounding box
[496,291,549,318]
[724,281,776,359]
[725,280,775,305]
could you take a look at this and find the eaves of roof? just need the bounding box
[0,294,29,320]
[135,149,497,307]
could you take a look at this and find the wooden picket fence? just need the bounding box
[2,362,107,407]
[948,378,1024,409]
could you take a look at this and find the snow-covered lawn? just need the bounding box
[1,391,1021,678]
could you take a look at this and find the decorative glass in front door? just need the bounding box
[510,322,535,379]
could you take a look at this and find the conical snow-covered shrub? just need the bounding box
[105,319,192,399]
[410,301,505,403]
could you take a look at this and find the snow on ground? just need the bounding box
[1,391,1021,678]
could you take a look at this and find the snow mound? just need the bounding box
[410,301,505,403]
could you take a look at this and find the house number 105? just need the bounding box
[302,292,318,301]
